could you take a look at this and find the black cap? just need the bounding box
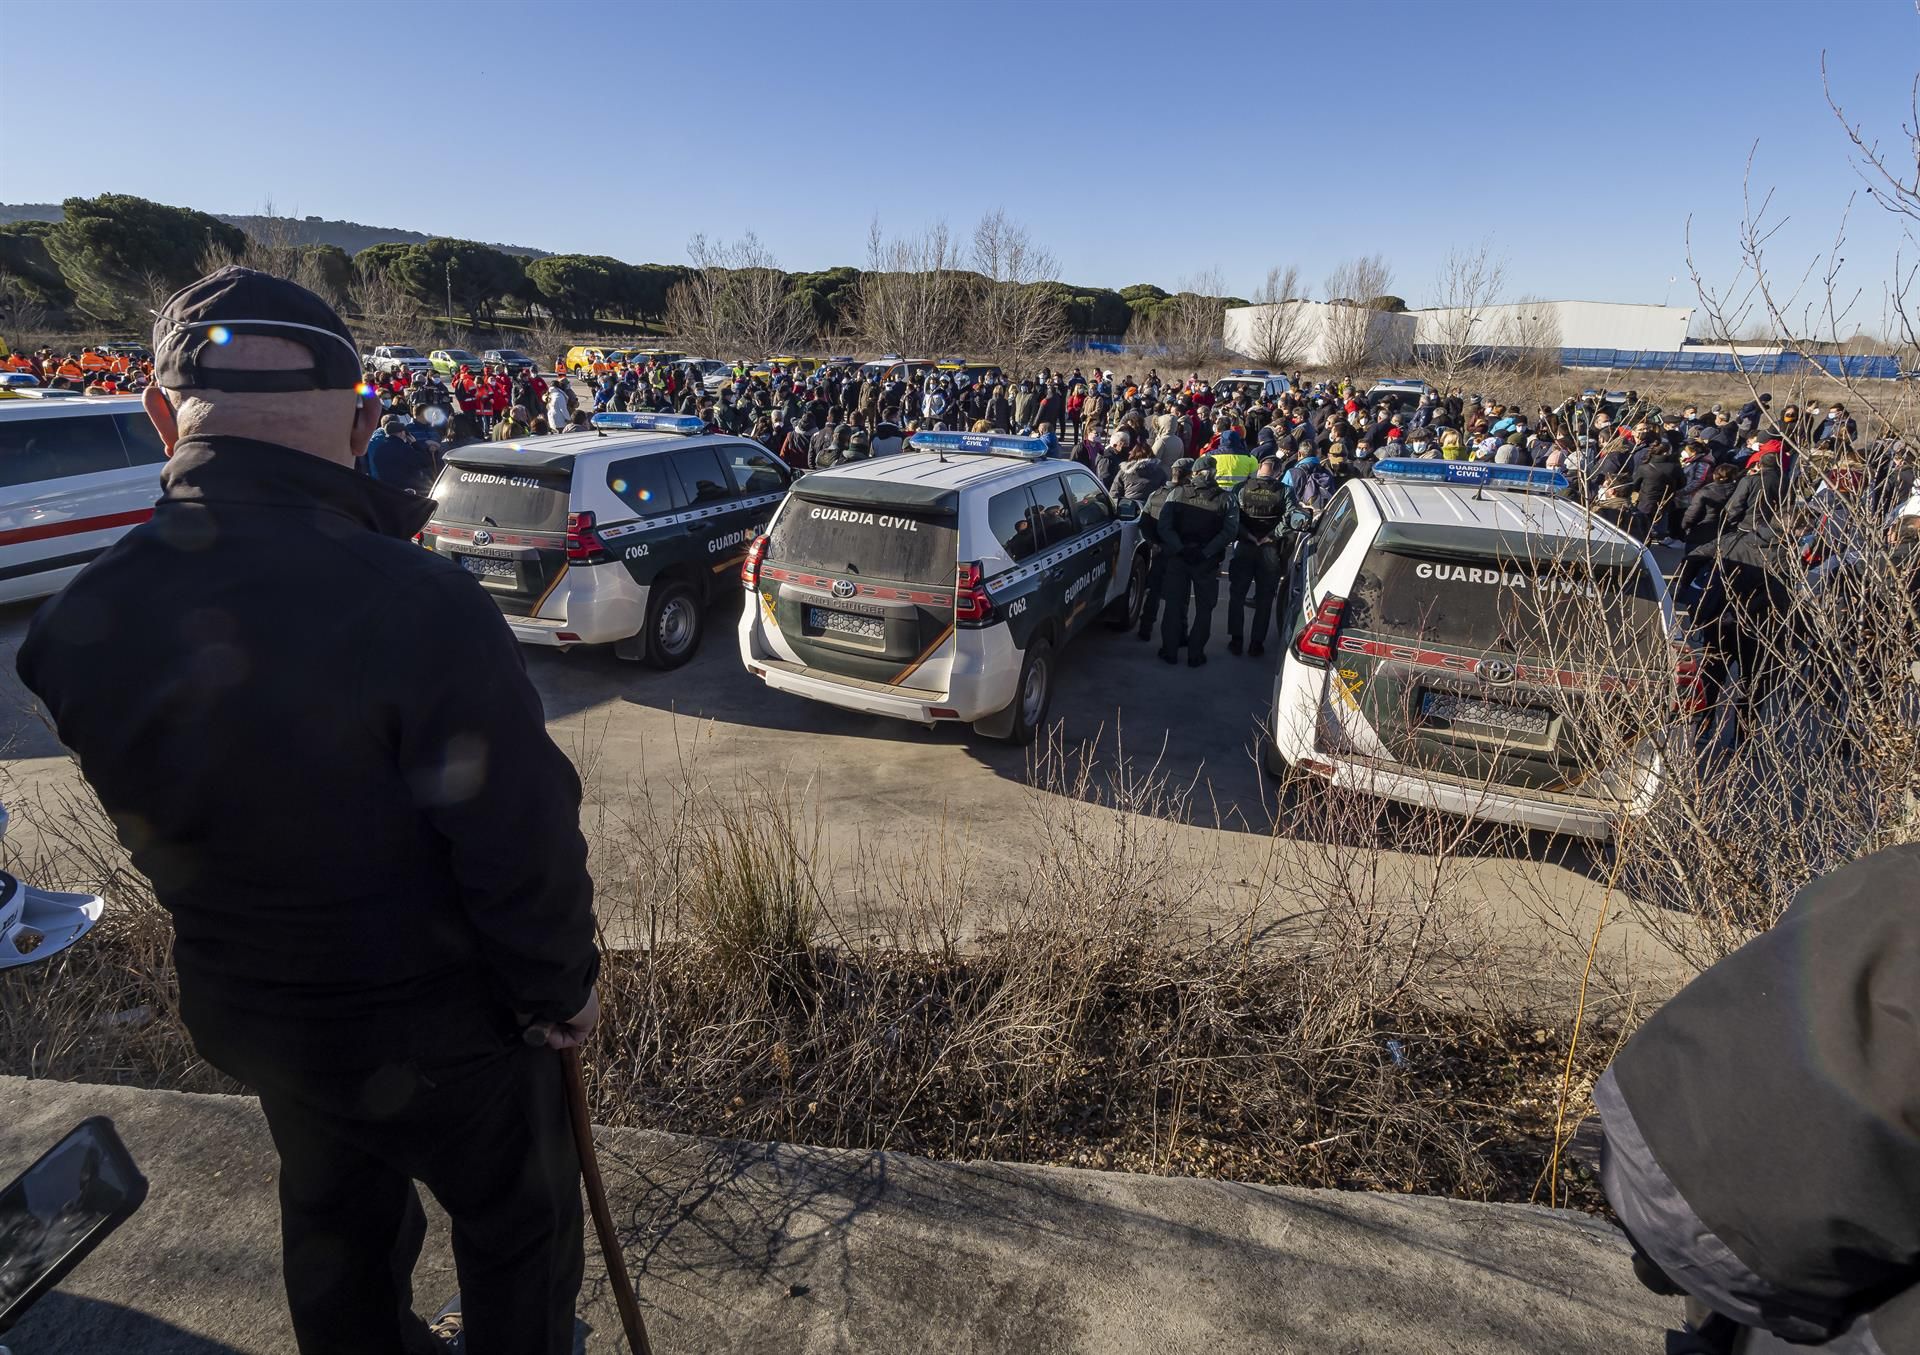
[152,266,362,393]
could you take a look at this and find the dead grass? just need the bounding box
[0,743,1613,1211]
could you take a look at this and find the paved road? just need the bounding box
[0,586,1684,994]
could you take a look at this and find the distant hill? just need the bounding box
[0,203,548,259]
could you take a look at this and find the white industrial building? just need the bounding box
[1222,299,1695,368]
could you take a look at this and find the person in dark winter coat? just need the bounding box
[1681,462,1740,547]
[15,269,597,1354]
[1598,843,1920,1355]
[1721,439,1787,536]
[1629,447,1687,542]
[1109,440,1169,505]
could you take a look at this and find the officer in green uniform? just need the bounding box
[1156,454,1238,667]
[1136,457,1191,642]
[1227,456,1289,657]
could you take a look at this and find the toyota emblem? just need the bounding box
[472,529,493,546]
[831,579,857,599]
[1477,658,1516,685]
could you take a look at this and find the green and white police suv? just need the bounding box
[738,431,1150,743]
[419,412,792,667]
[1265,457,1694,838]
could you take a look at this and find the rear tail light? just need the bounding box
[955,561,994,626]
[1294,595,1346,666]
[742,533,769,589]
[1674,643,1707,715]
[565,511,609,564]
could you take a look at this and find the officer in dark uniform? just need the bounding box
[1156,454,1238,667]
[1135,457,1191,642]
[1227,456,1288,657]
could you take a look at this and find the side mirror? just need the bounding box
[1115,499,1141,522]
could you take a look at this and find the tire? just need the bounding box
[1260,733,1291,781]
[1104,552,1148,630]
[640,580,703,670]
[982,636,1054,745]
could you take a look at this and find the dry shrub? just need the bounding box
[0,730,1606,1206]
[0,774,231,1094]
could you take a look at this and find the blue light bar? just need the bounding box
[1372,458,1569,495]
[908,430,1050,460]
[1229,368,1270,376]
[589,412,704,435]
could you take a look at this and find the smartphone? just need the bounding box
[0,1117,148,1334]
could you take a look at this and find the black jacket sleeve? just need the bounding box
[369,569,599,1024]
[1604,844,1920,1347]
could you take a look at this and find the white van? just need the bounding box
[0,398,166,604]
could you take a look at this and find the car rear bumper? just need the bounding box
[492,564,646,648]
[1297,752,1638,839]
[739,606,1014,725]
[746,656,970,724]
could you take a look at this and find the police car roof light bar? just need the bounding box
[1228,368,1271,376]
[1372,458,1570,496]
[589,412,705,436]
[907,430,1050,461]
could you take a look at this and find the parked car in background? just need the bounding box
[366,345,431,376]
[0,396,167,603]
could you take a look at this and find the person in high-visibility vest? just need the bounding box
[56,358,86,383]
[79,349,108,374]
[1208,424,1259,493]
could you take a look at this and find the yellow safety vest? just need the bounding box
[1212,452,1259,490]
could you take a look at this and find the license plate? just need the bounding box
[1421,692,1550,737]
[807,605,885,640]
[456,554,516,580]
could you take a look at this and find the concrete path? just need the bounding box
[1,1075,1675,1354]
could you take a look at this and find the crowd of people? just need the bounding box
[17,339,1920,679]
[355,351,1918,675]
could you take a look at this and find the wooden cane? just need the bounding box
[560,1046,653,1355]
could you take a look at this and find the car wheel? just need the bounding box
[983,636,1054,745]
[1260,733,1291,780]
[1105,552,1148,630]
[641,581,703,670]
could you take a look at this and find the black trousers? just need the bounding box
[1159,552,1221,656]
[1228,540,1284,647]
[1136,539,1166,638]
[198,1010,584,1355]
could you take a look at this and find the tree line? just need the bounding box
[0,194,1266,363]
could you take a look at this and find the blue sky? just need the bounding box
[2,0,1914,322]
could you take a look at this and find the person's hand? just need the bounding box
[539,988,599,1051]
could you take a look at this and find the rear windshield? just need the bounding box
[768,498,958,586]
[432,463,572,532]
[1346,549,1666,662]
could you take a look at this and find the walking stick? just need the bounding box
[560,1046,653,1355]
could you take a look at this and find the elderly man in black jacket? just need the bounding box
[1598,844,1920,1354]
[16,268,598,1355]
